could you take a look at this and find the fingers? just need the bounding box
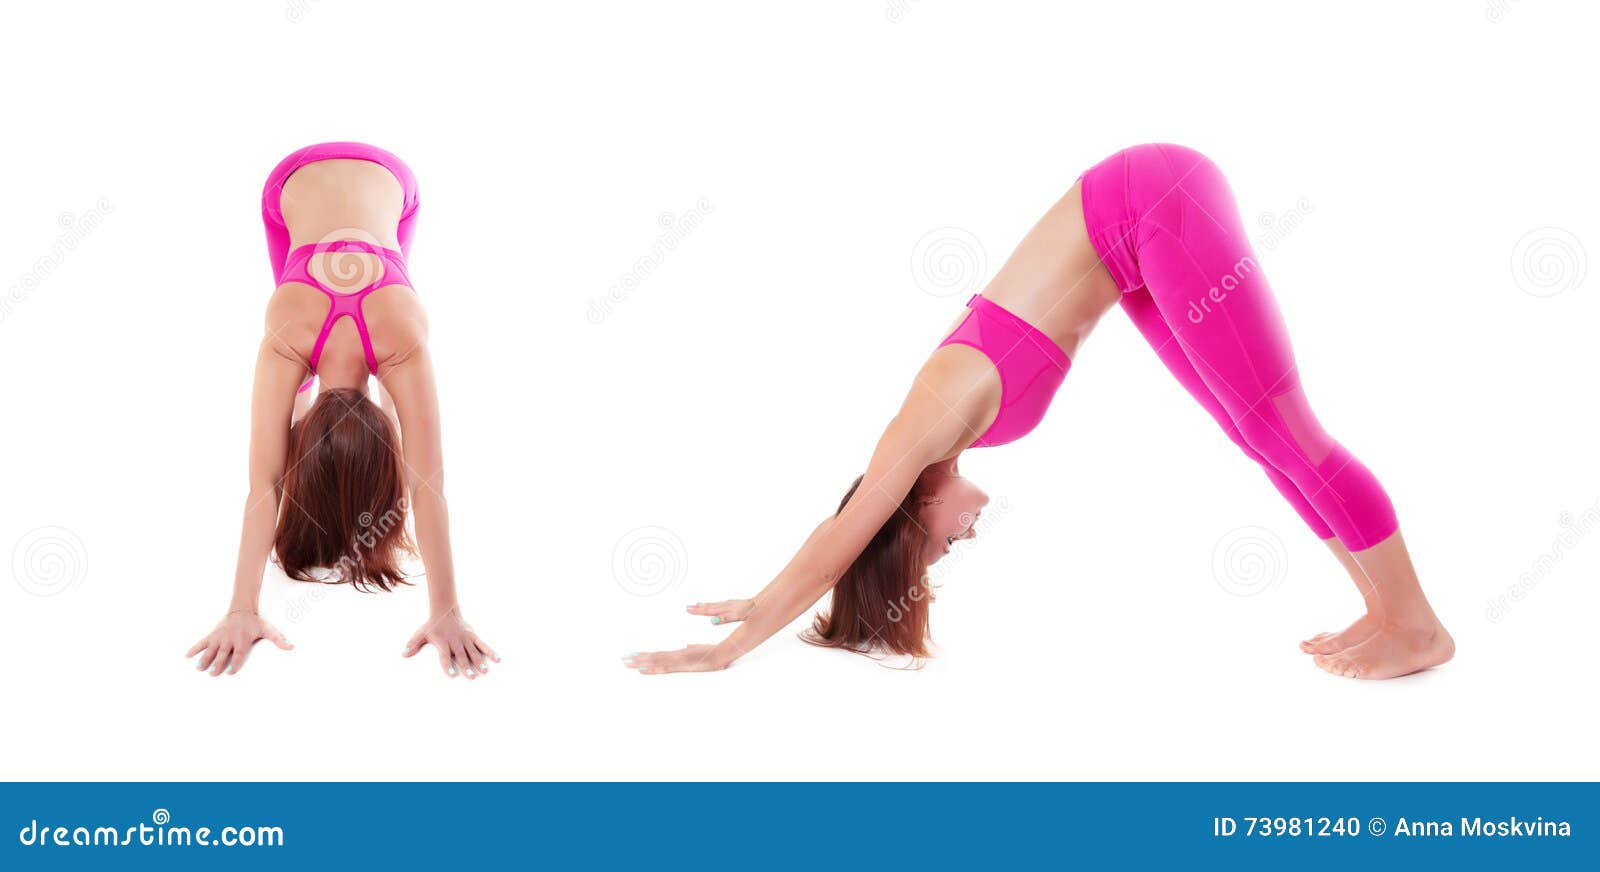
[414,630,495,680]
[209,643,234,677]
[451,642,479,680]
[473,637,501,664]
[622,647,719,675]
[195,642,219,672]
[463,641,489,676]
[230,639,254,674]
[686,601,744,625]
[186,638,208,658]
[621,651,659,674]
[263,624,294,651]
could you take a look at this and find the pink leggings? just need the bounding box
[1080,144,1397,552]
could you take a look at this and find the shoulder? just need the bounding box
[261,284,323,362]
[919,343,1001,410]
[363,287,429,367]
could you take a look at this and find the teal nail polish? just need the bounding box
[711,617,722,625]
[448,666,457,676]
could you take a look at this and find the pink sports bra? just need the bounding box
[278,240,413,392]
[937,294,1073,448]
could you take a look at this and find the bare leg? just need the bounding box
[1298,538,1384,654]
[1307,530,1453,679]
[1121,147,1451,679]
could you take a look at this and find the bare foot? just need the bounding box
[1299,613,1382,655]
[1311,620,1454,680]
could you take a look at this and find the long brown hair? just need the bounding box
[273,388,414,591]
[806,472,938,659]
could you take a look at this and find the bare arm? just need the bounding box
[630,348,997,673]
[187,334,302,675]
[230,340,303,609]
[383,342,500,678]
[380,343,457,613]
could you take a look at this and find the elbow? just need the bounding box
[406,467,445,501]
[244,480,279,511]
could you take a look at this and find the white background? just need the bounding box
[1,1,1595,780]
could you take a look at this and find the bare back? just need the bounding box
[266,159,427,393]
[915,182,1124,458]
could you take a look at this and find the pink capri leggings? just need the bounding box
[1080,144,1398,552]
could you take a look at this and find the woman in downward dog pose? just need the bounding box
[186,142,497,679]
[626,143,1452,680]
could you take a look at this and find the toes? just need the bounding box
[1305,636,1347,655]
[1312,653,1346,676]
[1300,631,1353,655]
[1320,655,1363,679]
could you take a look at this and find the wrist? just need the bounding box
[707,642,738,670]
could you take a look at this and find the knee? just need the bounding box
[1234,407,1339,472]
[1234,412,1297,467]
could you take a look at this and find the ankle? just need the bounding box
[1375,610,1442,634]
